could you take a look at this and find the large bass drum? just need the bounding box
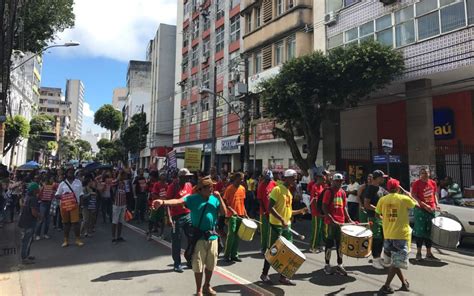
[265,236,306,278]
[431,216,462,248]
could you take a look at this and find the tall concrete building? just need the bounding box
[112,87,128,110]
[173,0,245,173]
[125,61,152,167]
[38,87,72,139]
[65,79,85,139]
[317,0,474,187]
[148,24,176,169]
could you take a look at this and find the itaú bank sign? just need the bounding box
[433,108,455,140]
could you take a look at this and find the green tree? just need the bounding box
[57,136,78,162]
[258,41,405,173]
[28,114,55,156]
[96,139,125,164]
[3,115,30,154]
[94,104,122,140]
[74,139,92,162]
[46,141,58,154]
[121,113,148,155]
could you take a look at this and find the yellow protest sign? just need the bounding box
[184,147,202,171]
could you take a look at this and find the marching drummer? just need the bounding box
[256,170,277,254]
[322,173,353,276]
[411,168,440,261]
[309,172,325,253]
[376,178,418,294]
[223,172,248,262]
[260,169,307,286]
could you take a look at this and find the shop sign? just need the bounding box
[184,147,202,171]
[433,108,455,140]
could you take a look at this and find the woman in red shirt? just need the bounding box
[35,174,58,240]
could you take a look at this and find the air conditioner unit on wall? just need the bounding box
[380,0,398,5]
[324,11,338,26]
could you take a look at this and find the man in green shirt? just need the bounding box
[153,176,227,296]
[445,176,464,206]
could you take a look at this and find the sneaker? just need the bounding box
[415,253,422,261]
[400,280,410,292]
[335,265,348,276]
[61,240,69,248]
[309,248,318,254]
[112,239,117,244]
[117,237,125,242]
[231,257,242,262]
[260,274,272,284]
[173,266,184,273]
[317,247,325,253]
[425,254,440,261]
[35,236,41,241]
[324,264,333,275]
[225,257,233,263]
[381,285,394,294]
[75,239,84,247]
[279,277,296,286]
[43,235,50,239]
[21,258,35,265]
[27,256,35,260]
[372,258,384,270]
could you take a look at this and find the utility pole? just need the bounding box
[210,64,217,170]
[137,104,144,168]
[243,58,250,172]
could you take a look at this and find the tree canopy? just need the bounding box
[58,136,78,162]
[94,104,123,138]
[96,139,125,164]
[74,139,92,162]
[4,115,30,154]
[258,41,405,173]
[121,113,148,155]
[28,114,55,156]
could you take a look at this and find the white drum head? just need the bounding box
[278,236,306,259]
[242,219,258,229]
[341,225,373,237]
[432,217,462,231]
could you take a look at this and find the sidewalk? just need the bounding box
[0,221,23,296]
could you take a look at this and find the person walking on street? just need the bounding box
[223,172,247,262]
[357,174,373,223]
[55,168,84,247]
[364,170,388,269]
[323,173,354,276]
[309,173,326,253]
[81,177,98,237]
[35,174,57,240]
[148,172,168,240]
[256,170,277,254]
[260,169,308,286]
[166,168,194,272]
[346,175,360,221]
[112,176,127,243]
[411,168,440,261]
[133,169,148,223]
[18,182,41,265]
[153,176,228,296]
[377,178,417,294]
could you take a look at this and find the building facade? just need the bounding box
[148,24,177,170]
[38,87,72,139]
[319,0,474,187]
[65,79,85,139]
[112,87,128,110]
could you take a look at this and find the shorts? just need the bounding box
[384,239,409,269]
[61,206,80,223]
[112,205,126,224]
[192,239,218,273]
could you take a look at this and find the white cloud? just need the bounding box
[55,0,177,61]
[83,102,94,118]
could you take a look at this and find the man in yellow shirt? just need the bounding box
[376,178,418,294]
[260,169,307,286]
[223,172,247,262]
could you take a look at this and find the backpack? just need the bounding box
[316,188,335,215]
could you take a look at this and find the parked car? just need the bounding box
[438,197,474,244]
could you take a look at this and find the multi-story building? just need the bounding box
[318,0,474,187]
[38,87,72,139]
[241,0,323,173]
[125,60,152,167]
[148,24,176,170]
[112,87,128,110]
[65,79,85,139]
[173,0,245,173]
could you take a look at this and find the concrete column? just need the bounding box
[405,79,436,166]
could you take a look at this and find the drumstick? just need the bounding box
[289,228,305,240]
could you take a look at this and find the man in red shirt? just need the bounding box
[411,168,440,261]
[167,168,194,272]
[257,170,277,254]
[148,172,168,240]
[309,173,325,253]
[322,173,353,276]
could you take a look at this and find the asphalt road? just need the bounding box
[1,217,473,296]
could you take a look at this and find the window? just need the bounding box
[203,38,210,57]
[416,0,438,16]
[191,46,199,68]
[201,98,210,121]
[191,74,199,87]
[216,59,224,74]
[418,11,440,40]
[216,0,225,20]
[183,28,189,48]
[192,19,200,40]
[286,34,296,60]
[230,15,240,42]
[203,10,211,31]
[190,103,198,123]
[440,1,466,32]
[327,33,343,49]
[246,13,252,33]
[202,67,210,88]
[256,7,261,27]
[468,0,474,24]
[182,53,189,72]
[277,0,284,16]
[345,27,358,43]
[231,0,240,9]
[180,106,187,126]
[216,26,225,52]
[395,6,415,47]
[275,41,284,65]
[181,85,189,101]
[287,0,294,9]
[254,51,262,74]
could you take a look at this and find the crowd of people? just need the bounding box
[0,163,456,295]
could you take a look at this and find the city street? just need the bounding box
[2,218,473,296]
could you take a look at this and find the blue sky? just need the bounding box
[40,0,177,135]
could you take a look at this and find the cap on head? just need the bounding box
[333,173,344,181]
[197,176,217,189]
[178,168,194,177]
[27,182,40,193]
[387,178,400,191]
[284,169,297,178]
[372,170,388,179]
